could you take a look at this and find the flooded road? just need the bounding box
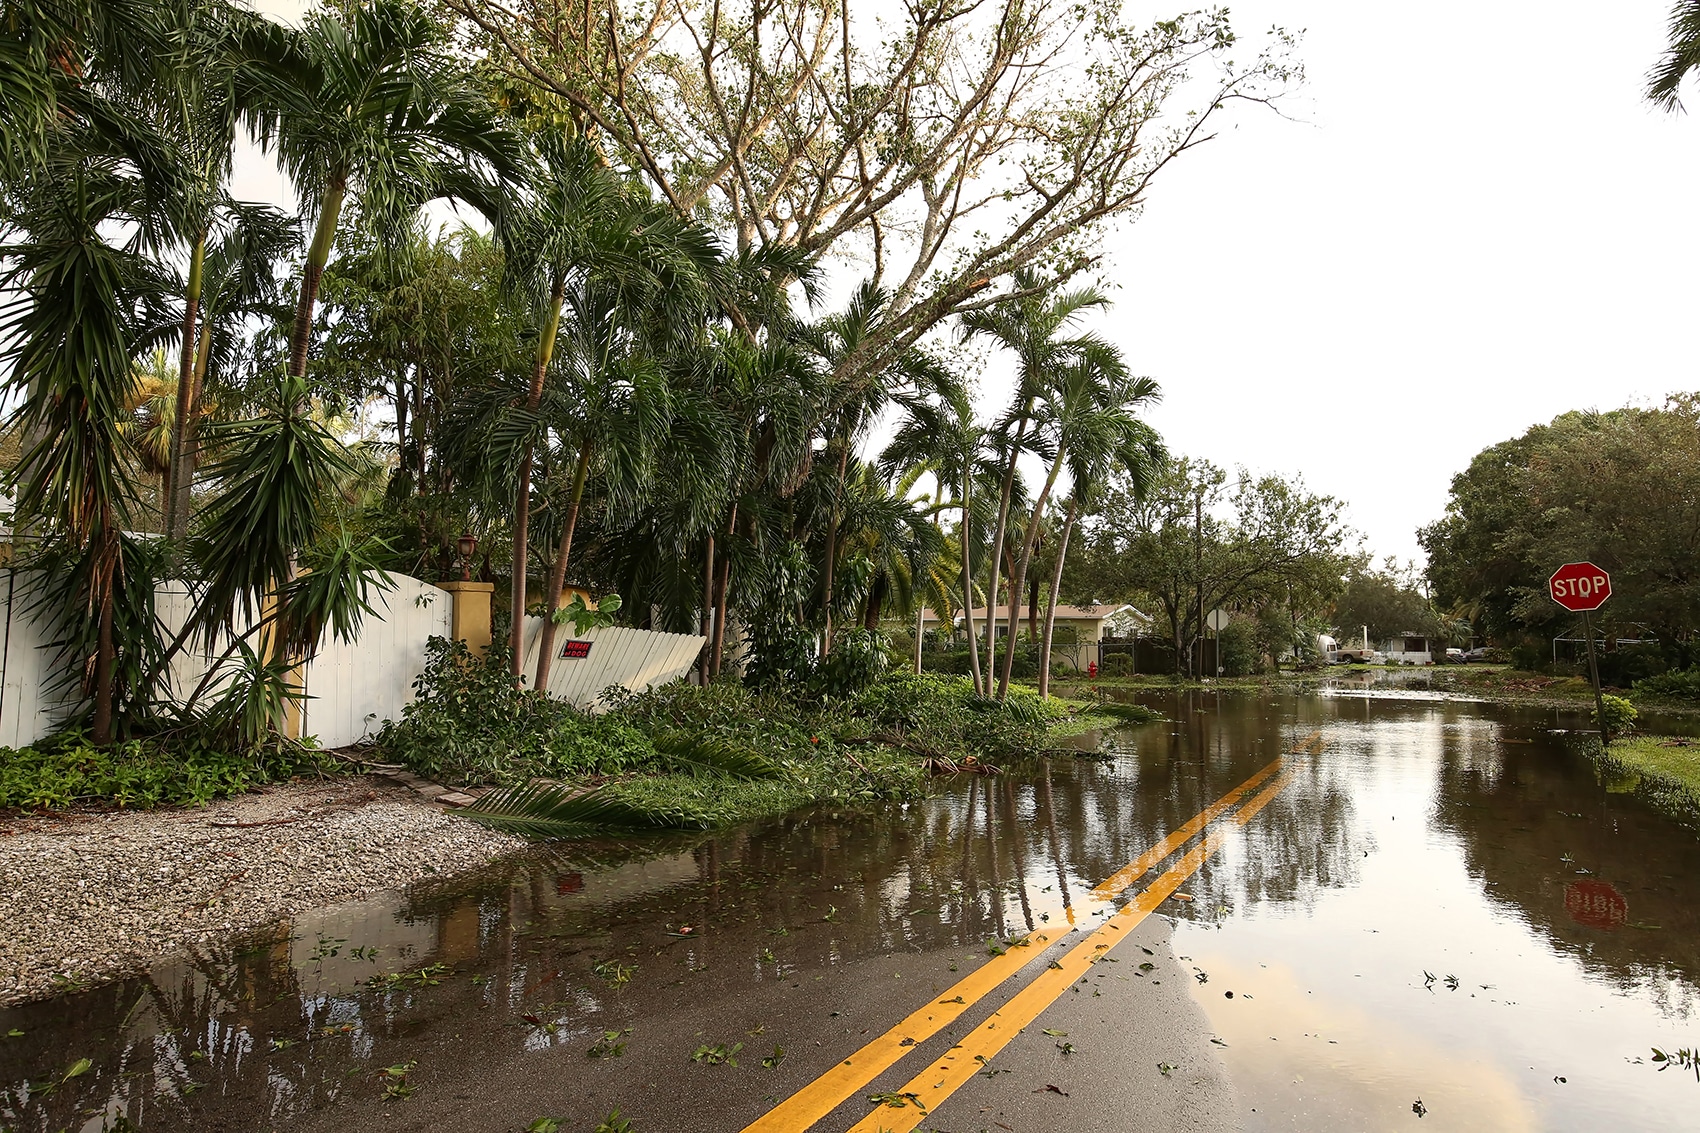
[5,689,1700,1132]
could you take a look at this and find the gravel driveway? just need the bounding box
[0,775,523,1006]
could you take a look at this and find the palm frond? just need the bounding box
[462,780,714,836]
[650,731,782,779]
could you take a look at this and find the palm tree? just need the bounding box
[149,0,275,540]
[959,269,1113,689]
[528,277,678,691]
[164,202,296,537]
[496,129,717,676]
[881,384,998,694]
[996,352,1160,699]
[1035,398,1166,698]
[240,0,520,392]
[1648,1,1700,110]
[1,145,156,744]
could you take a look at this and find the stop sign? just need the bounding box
[1549,562,1612,612]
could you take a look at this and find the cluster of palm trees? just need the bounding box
[0,0,1166,748]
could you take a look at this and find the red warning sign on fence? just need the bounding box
[561,640,593,660]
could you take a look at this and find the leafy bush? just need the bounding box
[1218,621,1261,677]
[1594,693,1639,735]
[1101,653,1133,677]
[1635,668,1700,702]
[814,629,890,697]
[0,733,329,811]
[377,637,658,786]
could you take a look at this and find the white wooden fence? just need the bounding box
[0,568,704,749]
[0,571,63,749]
[518,617,706,710]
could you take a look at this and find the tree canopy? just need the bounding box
[1420,397,1700,654]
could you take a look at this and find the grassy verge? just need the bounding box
[1588,735,1700,828]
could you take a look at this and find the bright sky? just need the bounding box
[1096,0,1700,565]
[238,0,1700,567]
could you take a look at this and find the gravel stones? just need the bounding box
[0,776,522,1006]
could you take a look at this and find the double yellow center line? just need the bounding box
[742,732,1316,1133]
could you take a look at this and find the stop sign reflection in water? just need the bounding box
[1565,880,1627,929]
[1548,561,1612,612]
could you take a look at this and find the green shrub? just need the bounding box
[1101,653,1133,677]
[1218,621,1261,677]
[1635,668,1700,702]
[376,637,658,786]
[0,733,329,811]
[814,629,890,698]
[1594,693,1639,736]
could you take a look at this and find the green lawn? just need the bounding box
[1597,735,1700,826]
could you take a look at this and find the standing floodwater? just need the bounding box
[3,689,1698,1132]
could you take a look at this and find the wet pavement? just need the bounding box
[5,686,1700,1132]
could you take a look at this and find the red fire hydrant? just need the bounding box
[1088,661,1098,678]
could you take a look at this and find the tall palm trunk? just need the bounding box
[287,175,346,382]
[997,446,1065,700]
[913,602,924,674]
[699,532,715,679]
[819,441,852,655]
[708,503,738,677]
[533,442,592,691]
[91,518,117,745]
[169,325,214,542]
[165,230,206,540]
[959,472,985,695]
[508,275,567,677]
[981,415,1029,687]
[1037,498,1078,699]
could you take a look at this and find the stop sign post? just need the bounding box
[1549,562,1613,743]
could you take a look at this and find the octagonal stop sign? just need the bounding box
[1549,562,1612,612]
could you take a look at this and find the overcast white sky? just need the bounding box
[1094,0,1700,566]
[241,0,1700,567]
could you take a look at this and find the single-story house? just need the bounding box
[1377,634,1433,665]
[919,603,1152,671]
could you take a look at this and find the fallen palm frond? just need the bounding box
[461,780,716,837]
[649,731,782,780]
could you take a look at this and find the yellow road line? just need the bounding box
[844,770,1295,1133]
[1088,753,1286,901]
[739,755,1290,1133]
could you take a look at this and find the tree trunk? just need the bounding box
[1037,499,1078,699]
[862,574,885,631]
[981,419,1027,689]
[699,532,715,679]
[913,602,924,674]
[287,175,346,384]
[168,327,213,541]
[819,441,852,655]
[1027,571,1040,642]
[91,520,116,746]
[996,447,1065,700]
[709,503,738,677]
[533,443,592,692]
[508,275,567,677]
[959,477,985,696]
[165,230,206,541]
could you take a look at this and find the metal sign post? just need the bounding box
[1548,562,1613,746]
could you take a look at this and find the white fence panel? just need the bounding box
[301,575,450,747]
[519,617,704,710]
[0,570,65,748]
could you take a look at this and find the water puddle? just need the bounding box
[4,692,1699,1130]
